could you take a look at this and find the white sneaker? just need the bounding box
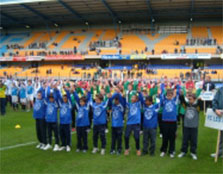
[101,149,105,155]
[105,129,109,134]
[36,143,42,149]
[191,153,197,160]
[40,144,46,150]
[53,144,59,151]
[76,149,80,152]
[170,153,175,158]
[210,153,223,158]
[160,152,165,157]
[210,153,216,158]
[43,144,52,150]
[59,146,66,151]
[83,150,87,153]
[159,134,163,138]
[92,147,98,154]
[140,131,143,135]
[178,152,186,158]
[66,145,71,152]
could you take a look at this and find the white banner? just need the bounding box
[201,91,215,101]
[0,57,13,61]
[161,54,211,59]
[205,108,223,130]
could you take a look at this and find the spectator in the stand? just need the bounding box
[74,46,77,54]
[214,39,217,45]
[174,48,178,54]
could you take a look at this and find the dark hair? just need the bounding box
[145,96,153,103]
[166,89,174,95]
[188,93,196,99]
[80,96,87,103]
[96,94,103,101]
[114,97,119,102]
[49,94,54,99]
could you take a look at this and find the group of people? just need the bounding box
[186,38,217,46]
[0,76,222,160]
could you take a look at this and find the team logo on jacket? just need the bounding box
[78,108,84,118]
[94,107,101,117]
[34,102,41,111]
[145,109,153,120]
[165,102,173,112]
[47,105,54,115]
[112,109,119,119]
[61,106,67,116]
[130,105,137,115]
[186,109,195,119]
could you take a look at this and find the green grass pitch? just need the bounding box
[0,107,222,173]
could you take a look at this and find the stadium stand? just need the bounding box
[191,27,208,38]
[120,35,147,54]
[210,26,223,45]
[1,25,223,57]
[154,34,187,54]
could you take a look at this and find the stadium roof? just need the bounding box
[0,0,222,29]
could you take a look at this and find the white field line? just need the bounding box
[0,131,76,151]
[0,141,37,151]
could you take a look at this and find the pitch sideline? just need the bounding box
[0,132,76,151]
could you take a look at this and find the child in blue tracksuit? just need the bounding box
[58,90,72,152]
[33,91,47,150]
[44,89,60,151]
[19,84,26,111]
[73,91,91,152]
[109,92,125,155]
[11,84,18,111]
[90,93,109,155]
[124,92,143,156]
[142,96,160,156]
[160,88,179,158]
[26,80,34,111]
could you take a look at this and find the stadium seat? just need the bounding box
[191,27,208,38]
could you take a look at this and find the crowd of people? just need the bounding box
[89,37,121,51]
[186,38,217,46]
[0,75,222,159]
